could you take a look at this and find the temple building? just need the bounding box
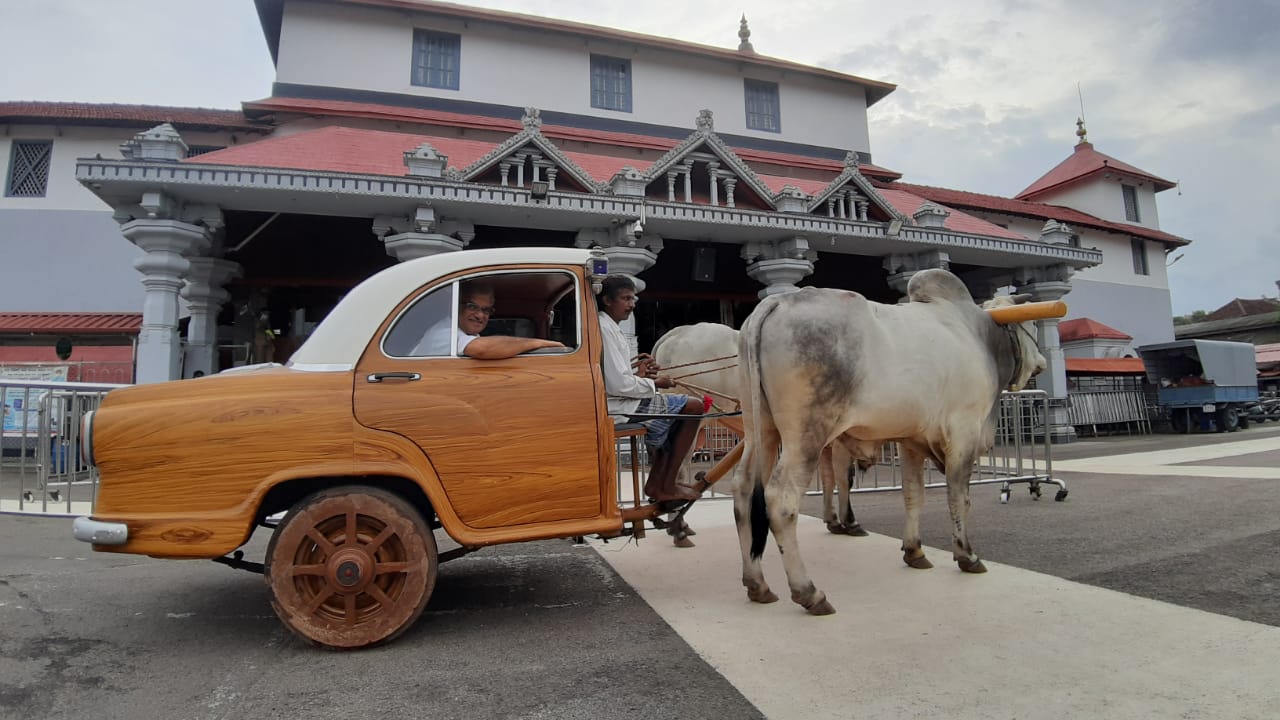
[2,0,1192,441]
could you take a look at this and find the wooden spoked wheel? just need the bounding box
[265,486,437,649]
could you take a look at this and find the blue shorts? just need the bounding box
[633,394,689,448]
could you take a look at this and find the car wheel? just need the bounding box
[1216,406,1240,433]
[265,485,437,649]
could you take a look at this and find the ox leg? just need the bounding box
[736,437,778,605]
[770,447,835,615]
[898,445,933,569]
[819,445,840,533]
[945,448,986,574]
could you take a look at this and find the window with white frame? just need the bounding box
[590,55,632,112]
[1131,237,1149,275]
[1122,184,1141,222]
[6,140,52,197]
[411,29,461,90]
[744,79,780,132]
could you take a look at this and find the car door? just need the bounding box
[353,266,608,530]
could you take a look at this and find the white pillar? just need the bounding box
[181,257,242,377]
[122,219,211,383]
[1017,273,1076,443]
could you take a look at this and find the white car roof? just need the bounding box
[288,247,596,368]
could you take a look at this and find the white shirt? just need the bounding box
[411,318,477,357]
[598,310,656,420]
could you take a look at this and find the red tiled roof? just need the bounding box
[0,102,266,133]
[1060,318,1132,343]
[754,173,833,196]
[559,150,650,182]
[0,313,142,334]
[188,126,498,176]
[875,187,1026,240]
[244,96,903,177]
[1064,357,1147,374]
[1205,297,1280,322]
[876,180,1190,247]
[1017,141,1175,200]
[257,1,896,105]
[1257,343,1280,368]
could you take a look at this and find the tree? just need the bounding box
[1173,310,1208,326]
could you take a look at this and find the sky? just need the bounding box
[3,0,1277,315]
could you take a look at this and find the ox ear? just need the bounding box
[1010,293,1033,305]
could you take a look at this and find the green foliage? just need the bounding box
[1173,310,1208,326]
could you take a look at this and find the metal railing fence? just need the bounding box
[641,390,1065,504]
[1,379,121,516]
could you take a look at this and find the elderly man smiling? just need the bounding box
[412,280,564,359]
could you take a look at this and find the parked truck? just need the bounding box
[1137,339,1259,433]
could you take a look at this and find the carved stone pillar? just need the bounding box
[374,208,475,262]
[1015,265,1076,443]
[181,257,242,378]
[743,237,816,298]
[122,217,211,383]
[883,250,950,301]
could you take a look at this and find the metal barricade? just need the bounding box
[620,390,1065,504]
[1,379,122,516]
[1065,390,1151,437]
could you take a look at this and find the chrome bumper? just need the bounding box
[73,517,128,545]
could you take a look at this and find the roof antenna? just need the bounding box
[1075,82,1089,145]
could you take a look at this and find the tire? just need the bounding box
[1216,407,1240,433]
[1238,414,1250,430]
[1170,409,1189,434]
[265,485,437,649]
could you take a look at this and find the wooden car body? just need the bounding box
[83,248,624,558]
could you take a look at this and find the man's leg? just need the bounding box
[644,396,704,503]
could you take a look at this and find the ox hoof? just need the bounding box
[806,598,837,616]
[958,557,988,574]
[672,535,696,549]
[747,588,779,604]
[903,552,934,570]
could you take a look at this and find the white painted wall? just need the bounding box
[274,1,872,152]
[1,123,238,313]
[1032,176,1162,229]
[1,125,239,211]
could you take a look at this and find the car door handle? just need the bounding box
[366,372,422,383]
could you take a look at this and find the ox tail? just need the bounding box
[743,298,781,561]
[750,479,768,559]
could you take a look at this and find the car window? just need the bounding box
[385,285,453,357]
[384,271,581,358]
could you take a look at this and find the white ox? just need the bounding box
[735,269,1045,614]
[652,323,869,535]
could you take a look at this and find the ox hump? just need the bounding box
[906,268,974,305]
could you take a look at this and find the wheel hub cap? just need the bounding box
[327,548,373,594]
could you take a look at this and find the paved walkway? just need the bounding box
[592,500,1279,719]
[593,431,1280,719]
[1053,434,1280,478]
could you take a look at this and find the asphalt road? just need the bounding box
[3,423,1278,719]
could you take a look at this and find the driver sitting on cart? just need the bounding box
[597,275,706,508]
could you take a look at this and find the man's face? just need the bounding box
[604,288,637,322]
[458,291,495,336]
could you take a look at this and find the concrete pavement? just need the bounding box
[594,500,1280,720]
[591,426,1280,719]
